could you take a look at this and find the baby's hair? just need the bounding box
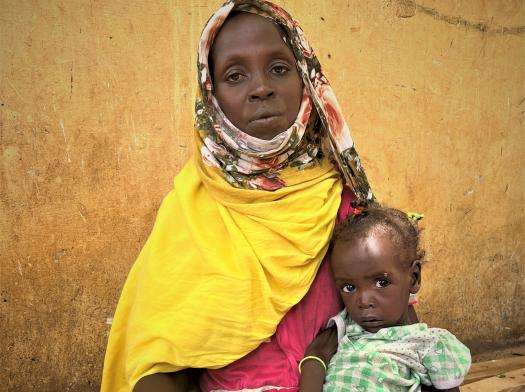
[332,206,425,266]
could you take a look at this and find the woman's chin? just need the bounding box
[244,119,291,140]
[247,130,283,140]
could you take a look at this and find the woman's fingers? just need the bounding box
[305,325,338,364]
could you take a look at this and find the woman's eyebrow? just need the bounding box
[218,46,295,68]
[217,54,248,70]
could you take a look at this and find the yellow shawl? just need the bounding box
[102,156,341,391]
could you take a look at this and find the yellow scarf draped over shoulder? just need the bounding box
[101,155,342,391]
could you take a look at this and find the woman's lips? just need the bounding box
[248,112,284,132]
[249,115,281,126]
[250,109,283,123]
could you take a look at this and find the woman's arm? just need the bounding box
[133,370,201,392]
[299,360,326,392]
[299,326,338,392]
[133,373,183,392]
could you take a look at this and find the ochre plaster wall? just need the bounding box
[1,1,523,390]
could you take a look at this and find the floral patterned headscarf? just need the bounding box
[196,0,374,202]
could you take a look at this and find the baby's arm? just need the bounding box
[421,329,471,390]
[299,326,338,392]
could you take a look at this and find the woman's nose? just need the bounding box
[249,73,274,101]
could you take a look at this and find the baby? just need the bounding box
[300,207,471,392]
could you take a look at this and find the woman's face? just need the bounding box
[211,13,303,140]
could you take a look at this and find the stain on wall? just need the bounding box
[1,1,523,390]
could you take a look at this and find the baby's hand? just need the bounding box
[304,325,338,366]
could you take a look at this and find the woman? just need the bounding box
[102,1,375,391]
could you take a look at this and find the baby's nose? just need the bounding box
[357,291,375,308]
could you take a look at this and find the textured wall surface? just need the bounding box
[1,1,523,390]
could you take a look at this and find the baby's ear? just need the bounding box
[409,260,421,294]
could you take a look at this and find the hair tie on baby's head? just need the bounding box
[353,206,364,216]
[407,212,424,221]
[352,206,370,221]
[350,198,378,217]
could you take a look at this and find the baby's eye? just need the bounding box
[376,279,390,288]
[342,284,356,293]
[225,72,244,83]
[271,64,289,75]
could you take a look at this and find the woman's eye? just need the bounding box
[342,284,356,293]
[376,279,390,288]
[271,65,289,75]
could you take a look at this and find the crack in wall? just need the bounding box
[400,0,525,35]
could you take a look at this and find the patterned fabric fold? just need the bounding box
[196,0,374,202]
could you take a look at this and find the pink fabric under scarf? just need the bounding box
[200,188,356,392]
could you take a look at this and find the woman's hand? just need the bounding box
[304,325,338,366]
[299,326,338,392]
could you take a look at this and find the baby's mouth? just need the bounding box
[360,317,383,326]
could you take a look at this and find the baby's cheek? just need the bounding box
[385,292,409,315]
[344,299,358,315]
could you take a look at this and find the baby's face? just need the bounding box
[331,231,418,333]
[211,12,303,140]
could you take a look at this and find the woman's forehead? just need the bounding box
[211,12,289,63]
[219,12,282,37]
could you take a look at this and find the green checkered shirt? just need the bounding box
[323,310,471,391]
